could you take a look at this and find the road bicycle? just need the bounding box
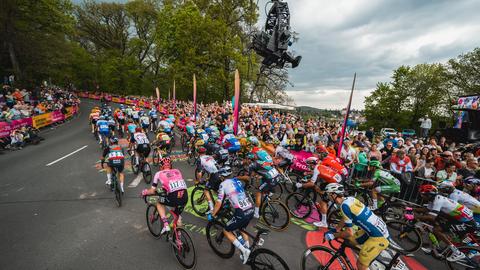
[102,163,122,207]
[301,238,408,270]
[152,144,168,166]
[246,185,290,231]
[130,149,152,184]
[205,207,290,270]
[144,196,196,270]
[387,208,480,270]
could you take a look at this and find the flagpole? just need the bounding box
[337,73,356,159]
[233,69,241,135]
[173,80,176,111]
[193,74,197,122]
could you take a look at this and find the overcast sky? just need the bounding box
[256,0,480,109]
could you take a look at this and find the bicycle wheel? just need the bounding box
[445,246,480,270]
[114,179,122,207]
[206,220,235,258]
[261,200,290,231]
[190,186,210,216]
[142,163,152,184]
[172,228,197,270]
[301,245,348,270]
[152,149,160,166]
[386,221,421,253]
[146,204,162,237]
[250,248,290,270]
[282,174,295,194]
[131,156,139,174]
[285,192,312,219]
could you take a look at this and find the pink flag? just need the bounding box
[155,87,160,101]
[233,70,240,135]
[173,80,176,111]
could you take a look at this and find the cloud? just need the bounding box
[258,0,480,109]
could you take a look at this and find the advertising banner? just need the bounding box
[0,118,33,137]
[32,112,53,129]
[50,110,65,123]
[112,97,121,103]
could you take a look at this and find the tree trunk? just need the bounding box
[7,41,21,81]
[249,67,264,102]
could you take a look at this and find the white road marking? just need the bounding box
[46,145,88,166]
[128,174,143,188]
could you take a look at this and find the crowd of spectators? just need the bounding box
[0,85,79,150]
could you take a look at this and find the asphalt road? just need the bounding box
[0,100,446,270]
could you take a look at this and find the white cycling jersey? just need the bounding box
[449,189,480,213]
[217,178,253,211]
[134,132,150,145]
[200,155,218,174]
[140,116,150,125]
[275,146,294,160]
[428,195,473,222]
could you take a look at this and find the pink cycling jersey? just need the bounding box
[152,169,187,194]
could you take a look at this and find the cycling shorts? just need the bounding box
[117,118,125,125]
[206,173,222,191]
[99,130,110,136]
[225,207,254,232]
[259,177,279,193]
[439,217,477,237]
[136,144,151,158]
[159,190,188,216]
[141,123,149,129]
[349,230,389,267]
[109,125,115,131]
[91,119,97,125]
[108,159,124,173]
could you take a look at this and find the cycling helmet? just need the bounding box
[325,183,345,195]
[119,104,124,109]
[99,115,105,120]
[438,181,455,192]
[369,160,382,168]
[196,129,205,134]
[223,127,233,134]
[110,137,119,144]
[419,184,438,196]
[316,145,328,153]
[219,166,232,177]
[135,127,142,132]
[464,177,480,185]
[247,136,260,147]
[198,146,207,154]
[208,137,216,144]
[159,157,171,168]
[246,153,255,159]
[305,156,319,166]
[272,138,280,145]
[195,139,205,147]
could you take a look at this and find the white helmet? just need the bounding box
[325,183,345,195]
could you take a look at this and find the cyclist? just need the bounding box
[152,126,171,154]
[125,105,133,120]
[131,127,151,167]
[222,127,241,153]
[323,183,389,270]
[114,108,126,135]
[148,107,158,132]
[211,176,254,264]
[439,181,480,226]
[248,136,273,166]
[101,137,125,193]
[107,116,116,137]
[96,116,111,146]
[272,138,294,174]
[141,157,187,235]
[464,177,480,200]
[317,145,349,179]
[139,113,150,133]
[237,152,280,219]
[355,160,401,210]
[415,184,476,262]
[197,146,221,213]
[126,119,137,137]
[131,107,140,124]
[89,107,100,133]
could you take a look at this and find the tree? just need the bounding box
[447,48,480,96]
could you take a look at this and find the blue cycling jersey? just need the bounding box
[340,197,389,238]
[127,123,137,134]
[97,120,110,134]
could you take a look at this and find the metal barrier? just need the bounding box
[347,161,437,206]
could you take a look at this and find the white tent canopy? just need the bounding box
[242,102,295,111]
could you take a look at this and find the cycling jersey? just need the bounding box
[152,169,187,194]
[90,112,100,121]
[322,155,348,176]
[132,110,139,119]
[372,169,401,194]
[97,120,110,135]
[340,197,389,238]
[448,189,480,214]
[217,178,253,211]
[133,132,150,145]
[158,120,171,132]
[127,123,137,134]
[186,122,195,135]
[312,164,342,184]
[140,116,150,125]
[114,111,125,120]
[427,195,474,222]
[125,107,133,117]
[222,134,240,152]
[200,155,218,174]
[252,147,273,165]
[149,110,158,119]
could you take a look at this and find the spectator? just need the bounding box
[457,158,479,180]
[418,114,432,138]
[365,127,374,142]
[416,159,436,180]
[390,150,413,174]
[380,141,394,167]
[436,162,458,186]
[368,143,382,162]
[434,151,462,171]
